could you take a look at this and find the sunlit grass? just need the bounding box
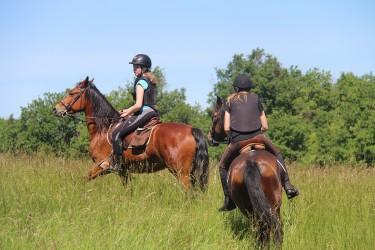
[0,155,374,249]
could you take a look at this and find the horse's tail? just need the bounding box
[243,162,282,243]
[191,127,209,190]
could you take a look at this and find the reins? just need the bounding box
[64,113,97,122]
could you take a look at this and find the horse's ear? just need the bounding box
[89,78,94,84]
[216,96,223,108]
[82,76,89,88]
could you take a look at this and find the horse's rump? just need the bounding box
[228,150,282,244]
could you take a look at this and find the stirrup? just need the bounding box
[107,163,122,174]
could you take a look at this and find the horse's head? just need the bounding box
[207,96,227,146]
[53,77,93,117]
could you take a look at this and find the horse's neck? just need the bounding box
[220,119,226,139]
[86,120,99,140]
[84,109,101,141]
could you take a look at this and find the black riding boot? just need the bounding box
[108,140,123,174]
[276,153,299,199]
[218,168,236,212]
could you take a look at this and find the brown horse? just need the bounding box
[208,97,283,246]
[53,77,209,190]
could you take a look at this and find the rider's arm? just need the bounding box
[224,111,231,138]
[260,111,268,132]
[120,85,144,117]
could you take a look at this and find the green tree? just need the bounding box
[208,48,374,166]
[152,66,168,95]
[208,48,288,114]
[106,82,134,111]
[334,73,375,165]
[0,115,22,154]
[16,92,82,156]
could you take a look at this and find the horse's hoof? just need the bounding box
[218,205,236,212]
[218,197,237,211]
[286,189,300,199]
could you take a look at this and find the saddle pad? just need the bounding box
[129,127,153,148]
[239,142,266,154]
[127,117,162,148]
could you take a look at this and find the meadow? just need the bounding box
[1,154,374,249]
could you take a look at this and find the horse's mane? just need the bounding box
[217,105,226,131]
[80,82,120,132]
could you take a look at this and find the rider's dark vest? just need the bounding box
[132,76,157,109]
[229,92,262,132]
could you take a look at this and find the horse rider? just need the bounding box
[109,54,159,172]
[218,74,299,211]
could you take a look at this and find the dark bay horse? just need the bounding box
[53,77,209,190]
[208,97,283,246]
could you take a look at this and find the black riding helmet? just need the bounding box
[129,54,152,69]
[233,74,253,89]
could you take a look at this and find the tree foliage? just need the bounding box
[208,48,374,166]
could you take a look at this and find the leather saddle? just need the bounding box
[123,116,162,149]
[239,138,266,154]
[107,116,162,150]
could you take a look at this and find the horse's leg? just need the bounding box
[274,207,283,247]
[261,167,283,247]
[85,164,109,180]
[179,170,192,189]
[166,164,191,189]
[258,222,271,248]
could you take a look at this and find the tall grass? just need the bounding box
[0,155,374,249]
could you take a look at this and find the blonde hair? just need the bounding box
[143,71,157,85]
[227,91,249,104]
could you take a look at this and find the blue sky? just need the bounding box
[0,0,374,118]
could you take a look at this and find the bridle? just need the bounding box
[59,86,86,115]
[57,84,119,124]
[58,86,96,122]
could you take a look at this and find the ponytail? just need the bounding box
[143,71,157,85]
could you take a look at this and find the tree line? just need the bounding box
[0,48,373,166]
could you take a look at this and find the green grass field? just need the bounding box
[1,155,374,249]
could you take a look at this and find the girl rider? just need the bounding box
[218,74,299,211]
[109,54,159,172]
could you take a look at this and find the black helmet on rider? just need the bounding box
[233,74,253,90]
[129,54,152,69]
